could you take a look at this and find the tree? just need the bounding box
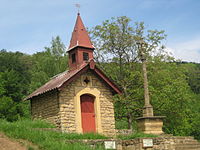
[147,58,195,135]
[0,50,31,100]
[180,62,200,138]
[0,50,32,121]
[90,16,166,129]
[29,36,68,93]
[0,36,68,121]
[45,36,66,57]
[90,17,141,129]
[90,16,196,137]
[0,96,18,121]
[184,63,200,94]
[90,16,135,72]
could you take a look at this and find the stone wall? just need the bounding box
[59,70,116,136]
[120,136,200,150]
[65,136,200,150]
[116,129,133,136]
[31,70,116,136]
[31,90,60,128]
[59,82,77,133]
[94,71,116,136]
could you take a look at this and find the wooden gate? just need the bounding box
[80,94,96,133]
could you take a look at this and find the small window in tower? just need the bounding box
[83,52,89,61]
[72,53,76,63]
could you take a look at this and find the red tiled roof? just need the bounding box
[25,60,121,100]
[68,13,94,51]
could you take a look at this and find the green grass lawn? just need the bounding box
[117,132,158,140]
[0,119,107,150]
[0,119,159,150]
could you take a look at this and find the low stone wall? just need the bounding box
[66,139,118,149]
[121,136,200,150]
[116,129,133,135]
[66,136,200,150]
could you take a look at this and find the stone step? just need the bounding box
[175,143,200,150]
[176,147,200,150]
[176,139,199,144]
[176,143,200,146]
[181,141,200,144]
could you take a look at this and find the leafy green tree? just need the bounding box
[45,36,66,57]
[0,37,68,121]
[0,96,18,121]
[180,63,200,139]
[0,36,68,121]
[190,96,200,139]
[0,50,32,121]
[29,36,68,93]
[0,70,23,102]
[147,58,195,135]
[184,63,200,94]
[90,16,139,129]
[90,16,135,72]
[0,50,31,99]
[90,16,197,137]
[90,16,166,129]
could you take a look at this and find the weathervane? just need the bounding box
[75,3,81,13]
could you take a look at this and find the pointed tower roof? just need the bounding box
[25,13,122,100]
[68,13,94,51]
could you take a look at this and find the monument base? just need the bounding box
[136,116,165,135]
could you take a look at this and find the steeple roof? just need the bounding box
[68,13,94,51]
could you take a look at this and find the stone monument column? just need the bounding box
[136,41,165,135]
[141,50,154,117]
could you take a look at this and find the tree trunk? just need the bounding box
[127,113,133,130]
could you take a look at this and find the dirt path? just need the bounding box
[0,133,27,150]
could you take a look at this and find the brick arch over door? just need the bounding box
[80,94,96,133]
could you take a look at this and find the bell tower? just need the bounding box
[68,13,95,70]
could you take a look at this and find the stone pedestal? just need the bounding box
[136,116,165,135]
[142,105,154,117]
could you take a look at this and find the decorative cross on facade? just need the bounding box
[84,77,90,84]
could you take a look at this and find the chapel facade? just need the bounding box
[26,13,121,137]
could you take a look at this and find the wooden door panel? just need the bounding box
[81,113,96,133]
[81,94,96,133]
[81,99,94,113]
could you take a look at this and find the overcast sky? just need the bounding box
[0,0,200,63]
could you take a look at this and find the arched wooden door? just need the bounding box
[80,94,96,133]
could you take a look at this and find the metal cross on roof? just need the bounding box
[75,3,81,13]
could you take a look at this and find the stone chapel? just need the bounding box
[26,13,121,137]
